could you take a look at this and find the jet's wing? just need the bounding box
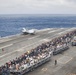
[28,29,35,34]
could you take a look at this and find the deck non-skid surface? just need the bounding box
[0,28,76,75]
[26,46,76,75]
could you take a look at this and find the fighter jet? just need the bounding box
[22,28,36,35]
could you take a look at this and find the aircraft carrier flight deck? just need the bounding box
[0,28,76,75]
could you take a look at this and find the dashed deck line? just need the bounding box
[57,56,73,64]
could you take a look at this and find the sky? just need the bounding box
[0,0,76,14]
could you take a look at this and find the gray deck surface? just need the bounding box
[26,46,76,75]
[0,28,76,75]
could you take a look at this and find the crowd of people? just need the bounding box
[0,29,76,75]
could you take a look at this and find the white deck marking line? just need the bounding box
[0,44,13,49]
[0,38,12,43]
[65,57,73,64]
[0,50,16,58]
[0,34,28,43]
[47,29,68,39]
[28,35,39,39]
[59,57,72,64]
[48,30,56,33]
[40,39,50,42]
[17,39,43,51]
[58,56,73,64]
[58,28,76,35]
[38,28,51,32]
[48,29,62,33]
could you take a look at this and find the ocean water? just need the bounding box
[0,14,76,37]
